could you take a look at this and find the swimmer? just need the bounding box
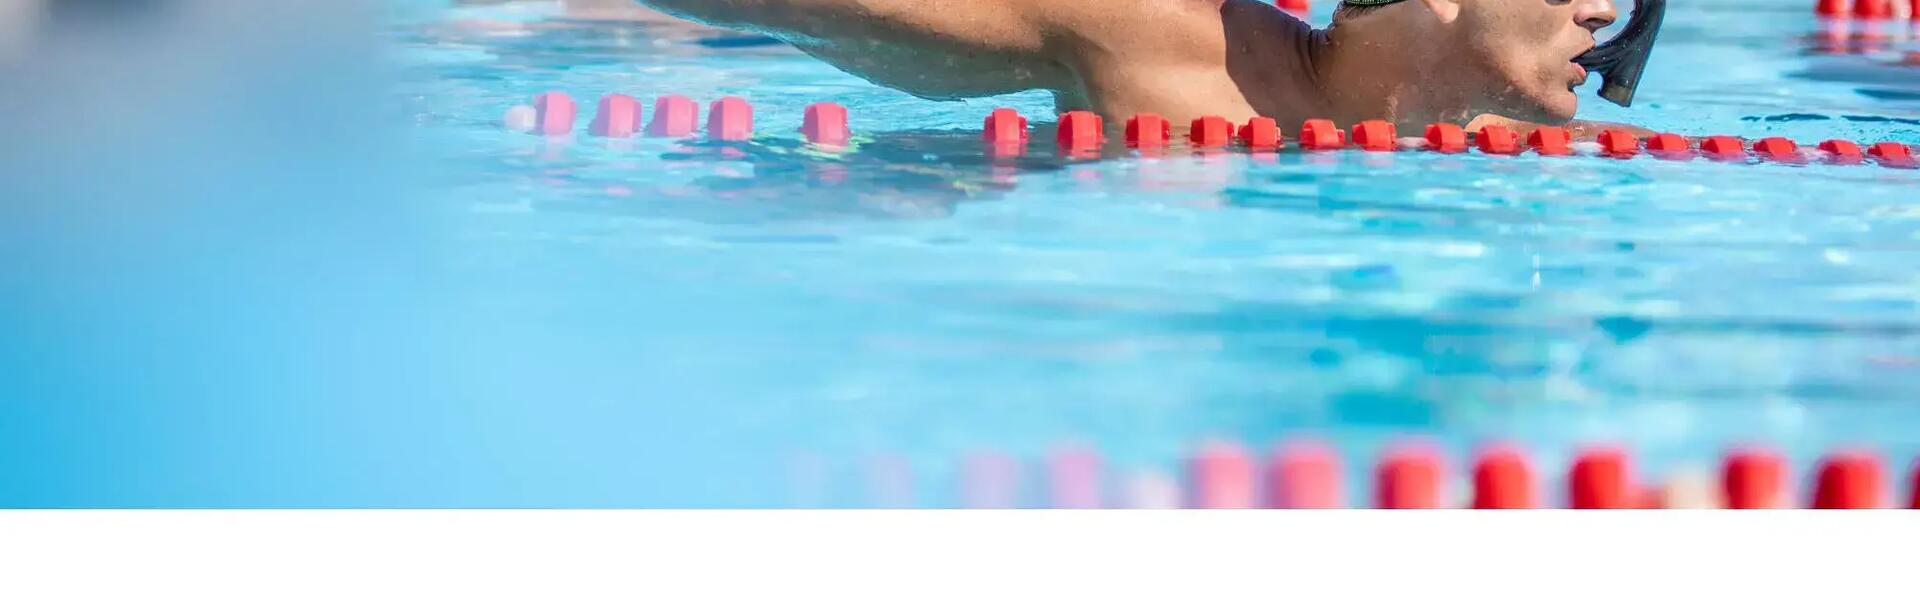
[632,0,1664,137]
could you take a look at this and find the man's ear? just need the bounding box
[1416,0,1464,23]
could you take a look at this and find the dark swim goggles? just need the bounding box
[1340,0,1665,107]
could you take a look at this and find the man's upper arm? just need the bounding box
[640,0,1054,55]
[638,0,1082,98]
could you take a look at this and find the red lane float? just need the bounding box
[1472,446,1538,509]
[1187,440,1258,509]
[801,102,851,146]
[1870,142,1917,167]
[1057,110,1105,155]
[1424,123,1468,153]
[1264,440,1342,509]
[1191,116,1237,149]
[1752,136,1804,163]
[1597,129,1639,158]
[590,93,641,138]
[1910,459,1920,509]
[1240,117,1282,152]
[981,108,1028,143]
[1275,0,1311,14]
[646,95,700,137]
[519,95,1920,173]
[706,96,754,141]
[809,440,1920,509]
[1700,135,1745,160]
[1351,120,1398,152]
[1645,133,1691,159]
[1811,450,1885,509]
[532,91,577,136]
[1722,448,1787,509]
[1475,125,1522,155]
[1819,139,1864,163]
[1126,113,1171,150]
[1528,127,1572,156]
[1569,446,1634,509]
[1047,446,1105,509]
[1375,444,1445,509]
[982,107,1029,158]
[1811,0,1919,31]
[1300,119,1346,150]
[1853,0,1892,19]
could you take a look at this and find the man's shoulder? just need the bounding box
[1037,0,1311,62]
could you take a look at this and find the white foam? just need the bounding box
[502,104,537,132]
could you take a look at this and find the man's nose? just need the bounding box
[1575,0,1618,32]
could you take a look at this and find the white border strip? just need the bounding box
[1,510,1914,589]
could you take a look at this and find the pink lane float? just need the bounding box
[588,93,641,138]
[801,102,852,146]
[1815,0,1919,19]
[504,92,1920,169]
[805,440,1920,509]
[706,96,755,141]
[1265,440,1342,509]
[647,95,701,137]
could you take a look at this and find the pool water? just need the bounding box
[4,0,1919,507]
[376,0,1920,506]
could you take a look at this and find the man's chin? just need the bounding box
[1523,90,1579,125]
[1485,85,1579,126]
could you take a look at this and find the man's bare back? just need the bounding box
[636,0,1630,136]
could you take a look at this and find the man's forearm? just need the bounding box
[1470,115,1652,140]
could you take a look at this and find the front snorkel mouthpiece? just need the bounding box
[1573,0,1666,107]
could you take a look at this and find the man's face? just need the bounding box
[1459,0,1619,122]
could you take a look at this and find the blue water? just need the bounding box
[2,0,1918,507]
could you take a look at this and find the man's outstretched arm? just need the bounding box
[1470,114,1654,139]
[635,0,1077,99]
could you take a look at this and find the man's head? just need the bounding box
[1334,0,1618,123]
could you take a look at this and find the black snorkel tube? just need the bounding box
[1572,0,1666,107]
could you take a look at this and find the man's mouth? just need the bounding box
[1567,43,1596,89]
[1574,40,1598,62]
